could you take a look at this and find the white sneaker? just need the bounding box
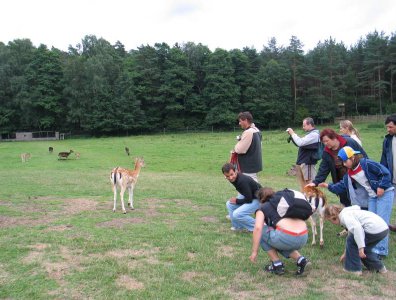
[226,215,231,220]
[230,226,237,231]
[378,266,387,274]
[343,268,362,276]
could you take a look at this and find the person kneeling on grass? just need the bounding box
[249,187,310,276]
[222,162,261,232]
[324,205,388,275]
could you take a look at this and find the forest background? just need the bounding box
[0,30,395,136]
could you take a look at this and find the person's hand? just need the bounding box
[318,182,328,188]
[249,252,257,263]
[359,248,366,259]
[377,187,385,197]
[286,128,294,135]
[340,252,346,262]
[229,197,237,204]
[305,182,316,188]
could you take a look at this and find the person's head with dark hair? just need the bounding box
[303,117,315,127]
[257,187,275,203]
[385,114,396,136]
[222,162,238,183]
[302,117,315,132]
[238,111,253,123]
[238,111,253,129]
[320,128,342,151]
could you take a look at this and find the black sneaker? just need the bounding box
[264,262,285,275]
[296,257,310,276]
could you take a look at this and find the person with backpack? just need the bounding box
[249,187,312,276]
[307,128,367,207]
[286,117,321,184]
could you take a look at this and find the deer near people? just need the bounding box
[58,150,74,160]
[295,165,326,248]
[21,153,31,162]
[110,157,145,213]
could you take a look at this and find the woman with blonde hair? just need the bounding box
[339,120,362,145]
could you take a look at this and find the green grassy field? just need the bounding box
[0,124,395,299]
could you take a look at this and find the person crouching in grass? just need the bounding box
[324,205,388,275]
[249,187,310,276]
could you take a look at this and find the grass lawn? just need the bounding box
[0,123,395,299]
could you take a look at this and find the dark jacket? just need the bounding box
[291,129,320,165]
[313,136,368,185]
[313,136,368,207]
[231,173,262,205]
[235,125,263,173]
[328,158,393,207]
[380,134,394,181]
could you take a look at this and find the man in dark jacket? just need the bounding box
[232,112,262,182]
[286,117,320,184]
[380,114,396,231]
[309,128,368,207]
[222,163,261,232]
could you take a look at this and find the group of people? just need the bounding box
[223,112,396,276]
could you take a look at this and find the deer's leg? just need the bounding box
[310,216,316,245]
[112,184,117,212]
[319,214,324,248]
[128,186,134,210]
[120,186,127,214]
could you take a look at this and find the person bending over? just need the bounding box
[249,187,310,275]
[324,205,388,275]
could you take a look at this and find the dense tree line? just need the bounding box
[0,31,395,135]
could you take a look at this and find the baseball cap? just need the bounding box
[338,146,361,161]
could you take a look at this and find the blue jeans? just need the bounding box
[344,230,388,272]
[259,226,308,258]
[226,198,259,232]
[368,189,394,256]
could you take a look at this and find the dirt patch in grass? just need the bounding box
[44,224,73,232]
[0,215,53,228]
[200,216,218,223]
[217,245,235,258]
[181,271,209,282]
[117,275,144,290]
[62,198,98,214]
[96,217,145,228]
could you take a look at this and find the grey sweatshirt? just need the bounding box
[339,206,388,249]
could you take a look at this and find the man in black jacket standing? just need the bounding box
[232,112,262,182]
[286,117,320,185]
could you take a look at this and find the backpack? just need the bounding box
[312,140,324,161]
[269,189,313,220]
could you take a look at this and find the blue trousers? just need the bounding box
[344,230,388,272]
[368,189,394,256]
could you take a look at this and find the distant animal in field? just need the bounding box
[110,157,145,213]
[286,164,297,176]
[125,147,130,156]
[303,185,327,248]
[75,152,80,159]
[21,153,31,162]
[49,147,54,153]
[58,150,74,159]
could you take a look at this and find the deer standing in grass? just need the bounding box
[295,165,326,248]
[58,150,73,159]
[110,157,145,213]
